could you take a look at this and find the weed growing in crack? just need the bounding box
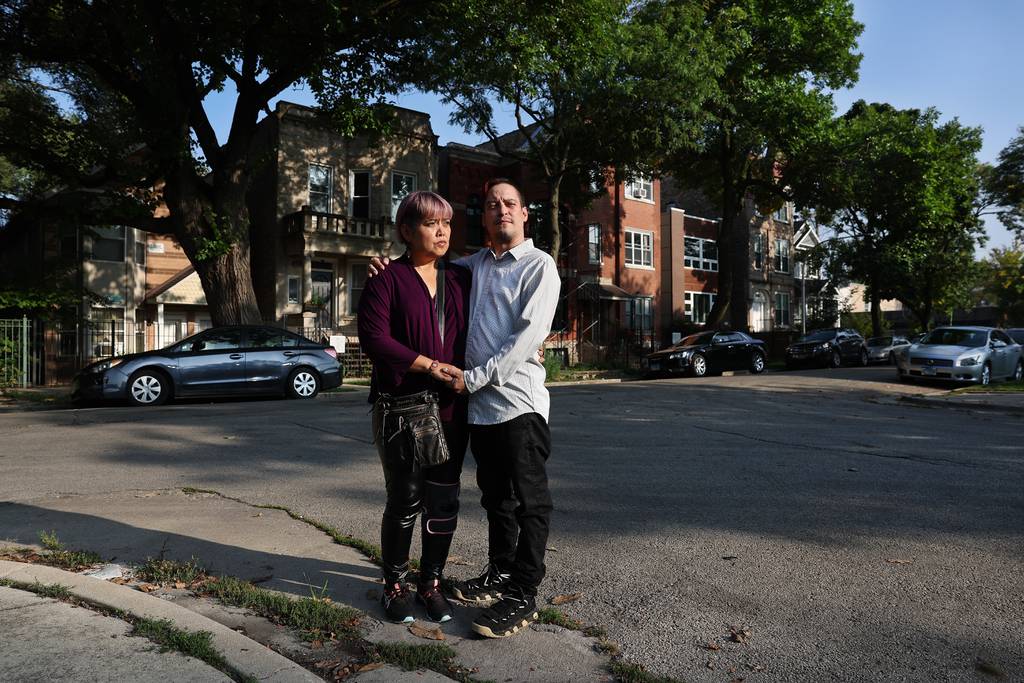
[537,607,582,630]
[136,556,207,585]
[370,642,491,682]
[22,530,103,570]
[610,660,683,683]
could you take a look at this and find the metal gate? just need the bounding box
[0,317,42,388]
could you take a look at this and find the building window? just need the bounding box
[134,238,146,267]
[287,275,300,305]
[775,291,791,327]
[587,224,601,265]
[753,232,764,270]
[684,291,715,324]
[751,290,769,332]
[624,229,653,268]
[774,238,790,273]
[350,170,370,219]
[308,164,332,213]
[466,194,483,246]
[625,177,653,202]
[628,296,653,342]
[683,236,718,271]
[773,204,789,223]
[391,172,417,221]
[89,226,125,262]
[348,262,368,315]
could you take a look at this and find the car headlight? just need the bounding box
[958,356,980,367]
[818,343,831,351]
[91,358,124,373]
[669,350,693,360]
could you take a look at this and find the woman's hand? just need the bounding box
[367,256,390,277]
[431,363,467,394]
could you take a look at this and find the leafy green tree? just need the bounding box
[421,0,730,260]
[982,244,1024,325]
[982,127,1024,236]
[798,102,985,334]
[667,0,863,331]
[0,1,495,325]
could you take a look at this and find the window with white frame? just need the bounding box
[753,232,764,270]
[308,164,332,213]
[287,275,301,305]
[684,291,716,324]
[348,262,368,315]
[624,229,653,268]
[773,204,789,223]
[774,291,791,327]
[350,171,370,219]
[751,290,769,332]
[625,177,653,202]
[89,226,125,262]
[587,224,601,265]
[774,238,790,273]
[391,172,417,220]
[683,236,718,271]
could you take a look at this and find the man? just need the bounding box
[371,178,560,638]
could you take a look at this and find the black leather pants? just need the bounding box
[373,403,467,585]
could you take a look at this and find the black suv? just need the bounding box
[785,328,868,369]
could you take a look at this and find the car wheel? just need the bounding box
[1014,360,1023,383]
[859,349,869,366]
[690,354,709,378]
[830,350,842,368]
[287,367,320,399]
[980,363,991,386]
[127,369,170,407]
[750,352,766,374]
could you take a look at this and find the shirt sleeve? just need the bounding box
[357,274,420,386]
[462,256,559,393]
[452,251,478,272]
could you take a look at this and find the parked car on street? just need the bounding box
[1007,328,1024,346]
[72,325,343,406]
[785,328,867,369]
[865,335,911,364]
[644,330,767,378]
[895,326,1023,385]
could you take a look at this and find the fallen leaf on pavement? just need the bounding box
[550,592,582,605]
[886,559,913,565]
[313,658,342,670]
[729,626,752,644]
[108,577,128,585]
[702,642,721,651]
[408,622,445,641]
[310,639,323,650]
[137,583,159,593]
[357,662,384,672]
[174,581,187,589]
[546,546,559,552]
[446,555,472,566]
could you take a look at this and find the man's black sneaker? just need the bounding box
[451,564,511,605]
[417,579,453,623]
[471,589,538,638]
[381,582,414,623]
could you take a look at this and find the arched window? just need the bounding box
[751,291,769,332]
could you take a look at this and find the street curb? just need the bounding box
[896,394,1024,415]
[0,560,319,682]
[546,378,625,387]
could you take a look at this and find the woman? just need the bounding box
[357,191,471,623]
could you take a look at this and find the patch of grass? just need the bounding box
[136,556,207,585]
[583,624,608,639]
[537,606,582,630]
[955,381,1024,393]
[0,578,72,600]
[132,618,225,664]
[344,378,371,386]
[610,660,684,683]
[203,574,360,642]
[370,642,490,682]
[3,388,73,407]
[24,530,103,570]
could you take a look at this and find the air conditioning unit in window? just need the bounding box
[635,187,649,200]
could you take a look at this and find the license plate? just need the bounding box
[649,361,661,370]
[922,366,937,376]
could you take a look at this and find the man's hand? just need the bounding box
[367,256,390,277]
[433,364,467,394]
[537,347,544,363]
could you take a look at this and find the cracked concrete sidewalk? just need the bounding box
[0,488,612,682]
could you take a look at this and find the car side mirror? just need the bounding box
[191,341,206,352]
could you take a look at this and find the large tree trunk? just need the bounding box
[729,207,750,332]
[868,276,882,337]
[704,132,736,329]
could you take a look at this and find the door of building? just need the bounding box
[312,267,334,330]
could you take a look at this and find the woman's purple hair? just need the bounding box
[394,191,453,245]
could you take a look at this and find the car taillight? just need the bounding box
[323,347,338,359]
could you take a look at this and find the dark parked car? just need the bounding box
[785,328,868,369]
[644,330,766,378]
[72,325,343,406]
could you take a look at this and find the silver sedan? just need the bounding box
[895,326,1023,385]
[865,335,910,364]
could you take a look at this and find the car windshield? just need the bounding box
[678,332,715,347]
[921,329,987,348]
[866,336,892,346]
[797,330,836,343]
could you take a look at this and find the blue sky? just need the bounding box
[204,0,1021,252]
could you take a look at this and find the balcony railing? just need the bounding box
[286,207,392,240]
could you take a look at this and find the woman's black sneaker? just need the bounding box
[451,564,511,605]
[382,582,415,623]
[471,588,538,638]
[417,579,453,622]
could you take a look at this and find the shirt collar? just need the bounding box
[489,238,533,261]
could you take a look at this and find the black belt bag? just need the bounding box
[375,390,450,468]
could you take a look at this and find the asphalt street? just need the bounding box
[1,366,1021,682]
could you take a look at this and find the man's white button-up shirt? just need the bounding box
[458,239,560,425]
